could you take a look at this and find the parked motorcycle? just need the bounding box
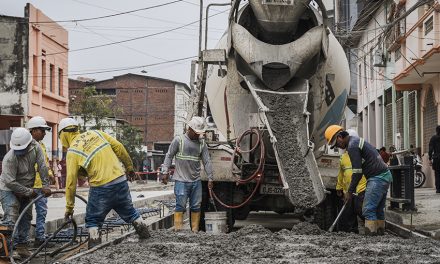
[414,154,426,188]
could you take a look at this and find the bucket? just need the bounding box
[204,211,227,234]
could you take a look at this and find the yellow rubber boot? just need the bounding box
[174,212,184,231]
[376,220,385,236]
[364,220,377,236]
[191,212,201,232]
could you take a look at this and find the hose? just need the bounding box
[9,191,88,264]
[209,128,266,209]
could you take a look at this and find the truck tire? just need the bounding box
[313,191,338,230]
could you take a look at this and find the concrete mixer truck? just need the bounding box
[192,0,350,230]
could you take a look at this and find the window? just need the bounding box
[363,57,367,87]
[58,68,63,96]
[41,60,46,90]
[33,55,38,87]
[395,46,402,61]
[49,64,54,92]
[358,64,362,90]
[425,16,433,35]
[96,88,116,95]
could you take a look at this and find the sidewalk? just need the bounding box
[386,187,440,238]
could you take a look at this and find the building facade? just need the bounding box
[350,0,438,187]
[69,73,191,148]
[0,4,69,160]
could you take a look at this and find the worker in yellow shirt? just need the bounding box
[335,129,367,233]
[58,117,150,249]
[27,116,54,247]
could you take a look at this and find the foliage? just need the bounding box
[69,86,118,132]
[116,124,144,170]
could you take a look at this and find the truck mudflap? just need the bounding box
[243,75,326,208]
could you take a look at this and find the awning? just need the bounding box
[393,46,440,91]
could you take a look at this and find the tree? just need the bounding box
[70,86,117,131]
[117,124,144,170]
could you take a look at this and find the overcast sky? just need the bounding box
[1,0,232,84]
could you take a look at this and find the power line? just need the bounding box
[25,0,184,24]
[0,9,228,61]
[29,56,196,78]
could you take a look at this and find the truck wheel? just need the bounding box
[313,191,338,230]
[234,205,250,220]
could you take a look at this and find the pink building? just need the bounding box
[0,4,68,160]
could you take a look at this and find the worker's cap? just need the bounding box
[10,128,33,151]
[346,129,359,138]
[26,116,51,131]
[187,116,207,134]
[324,125,343,149]
[58,117,79,133]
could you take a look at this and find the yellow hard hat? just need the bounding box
[324,125,343,144]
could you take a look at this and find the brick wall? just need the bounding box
[69,74,179,148]
[423,88,437,152]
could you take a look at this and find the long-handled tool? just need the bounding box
[328,200,348,232]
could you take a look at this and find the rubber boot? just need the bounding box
[191,212,201,232]
[15,244,31,259]
[376,220,385,236]
[174,212,184,231]
[133,217,151,239]
[88,227,102,249]
[364,220,377,236]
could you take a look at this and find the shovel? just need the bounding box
[328,200,348,232]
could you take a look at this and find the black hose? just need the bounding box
[9,191,88,264]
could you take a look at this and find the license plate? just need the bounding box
[262,0,294,6]
[260,184,285,195]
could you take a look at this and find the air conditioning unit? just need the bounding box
[373,49,386,67]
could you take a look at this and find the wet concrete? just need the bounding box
[70,222,440,264]
[258,93,317,208]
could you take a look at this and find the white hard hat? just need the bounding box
[58,117,78,133]
[27,116,51,130]
[187,116,206,134]
[346,129,359,137]
[10,128,33,150]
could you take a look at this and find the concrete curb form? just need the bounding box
[385,221,427,239]
[44,193,175,234]
[64,213,175,262]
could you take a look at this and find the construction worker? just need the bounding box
[0,128,51,258]
[325,125,392,235]
[428,125,440,193]
[162,116,214,232]
[335,129,366,233]
[26,116,55,247]
[58,117,150,248]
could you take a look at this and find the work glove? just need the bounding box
[127,171,137,182]
[41,187,52,197]
[161,173,169,185]
[208,179,214,190]
[336,190,343,197]
[64,210,73,221]
[344,192,352,203]
[27,190,38,199]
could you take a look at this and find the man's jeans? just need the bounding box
[174,180,202,212]
[34,189,48,241]
[363,176,390,220]
[0,190,32,245]
[85,180,140,228]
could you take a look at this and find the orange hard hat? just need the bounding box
[324,125,343,144]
